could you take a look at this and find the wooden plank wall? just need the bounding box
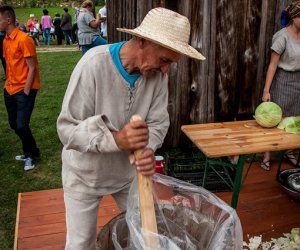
[106,0,290,147]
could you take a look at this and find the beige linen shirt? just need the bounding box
[57,45,170,199]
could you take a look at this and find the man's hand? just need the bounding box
[112,119,149,151]
[129,148,155,176]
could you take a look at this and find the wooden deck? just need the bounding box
[15,161,300,249]
[14,191,120,250]
[215,161,300,242]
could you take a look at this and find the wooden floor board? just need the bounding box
[18,232,66,249]
[216,161,300,241]
[15,161,300,249]
[15,192,120,250]
[19,213,65,228]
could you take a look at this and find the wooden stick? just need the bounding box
[14,193,21,250]
[131,115,159,249]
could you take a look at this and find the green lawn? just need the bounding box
[0,50,82,250]
[15,6,102,25]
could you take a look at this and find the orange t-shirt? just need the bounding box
[3,27,41,95]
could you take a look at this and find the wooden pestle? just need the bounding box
[131,115,159,249]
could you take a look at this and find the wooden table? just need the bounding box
[181,120,300,208]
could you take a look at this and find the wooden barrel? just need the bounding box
[96,204,237,250]
[96,212,128,250]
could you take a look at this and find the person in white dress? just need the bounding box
[98,1,107,40]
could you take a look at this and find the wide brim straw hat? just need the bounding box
[117,7,205,60]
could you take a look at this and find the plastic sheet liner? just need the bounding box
[112,173,243,250]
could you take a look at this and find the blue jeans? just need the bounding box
[82,36,107,55]
[63,30,73,45]
[43,28,51,45]
[4,89,40,158]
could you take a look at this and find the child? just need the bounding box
[33,19,40,46]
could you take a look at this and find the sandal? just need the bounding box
[283,151,298,166]
[260,160,270,171]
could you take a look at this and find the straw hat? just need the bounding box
[30,14,35,18]
[117,8,205,60]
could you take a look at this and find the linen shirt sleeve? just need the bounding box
[57,61,120,153]
[145,74,170,151]
[271,34,286,55]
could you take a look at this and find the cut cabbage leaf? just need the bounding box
[277,117,297,130]
[277,117,300,135]
[290,228,300,242]
[286,121,300,135]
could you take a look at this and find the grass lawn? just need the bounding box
[15,6,102,25]
[0,50,82,250]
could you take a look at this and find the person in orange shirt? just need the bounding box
[0,5,41,171]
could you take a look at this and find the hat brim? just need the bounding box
[117,28,206,60]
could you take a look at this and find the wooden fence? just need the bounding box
[107,0,291,147]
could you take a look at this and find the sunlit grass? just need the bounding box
[15,6,102,25]
[0,50,81,250]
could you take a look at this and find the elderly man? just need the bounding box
[57,7,205,250]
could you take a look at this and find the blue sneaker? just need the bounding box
[24,157,35,171]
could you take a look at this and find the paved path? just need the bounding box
[36,46,79,53]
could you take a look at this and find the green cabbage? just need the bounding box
[290,228,300,242]
[254,102,282,128]
[277,117,300,135]
[277,117,296,129]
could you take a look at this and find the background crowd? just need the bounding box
[17,0,107,49]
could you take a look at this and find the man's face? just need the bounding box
[139,41,181,77]
[0,14,9,32]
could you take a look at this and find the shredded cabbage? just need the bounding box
[243,228,300,250]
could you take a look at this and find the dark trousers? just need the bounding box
[63,30,73,45]
[4,89,40,158]
[55,28,63,45]
[0,36,6,76]
[71,23,78,43]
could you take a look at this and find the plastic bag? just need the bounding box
[112,174,243,250]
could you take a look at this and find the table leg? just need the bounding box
[231,155,246,209]
[276,151,285,180]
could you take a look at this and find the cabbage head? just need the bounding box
[254,102,282,128]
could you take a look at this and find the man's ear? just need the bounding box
[7,17,12,25]
[137,37,147,48]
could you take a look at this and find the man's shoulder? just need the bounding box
[16,30,35,46]
[85,44,110,57]
[17,29,30,38]
[9,28,28,40]
[78,45,110,65]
